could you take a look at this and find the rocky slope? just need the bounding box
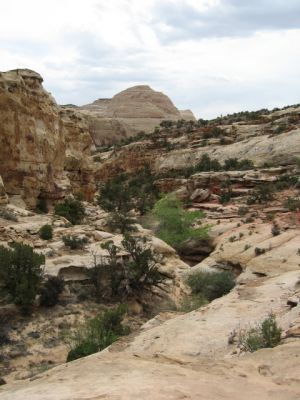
[1,216,300,398]
[0,68,300,399]
[94,107,300,183]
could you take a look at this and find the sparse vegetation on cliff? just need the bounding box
[239,314,282,352]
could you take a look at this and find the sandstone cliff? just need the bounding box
[0,69,95,207]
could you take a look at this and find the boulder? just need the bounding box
[190,188,211,202]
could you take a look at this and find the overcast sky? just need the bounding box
[1,0,300,118]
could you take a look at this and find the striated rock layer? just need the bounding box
[79,85,196,145]
[0,69,95,206]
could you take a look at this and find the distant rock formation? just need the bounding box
[0,69,95,207]
[79,85,196,146]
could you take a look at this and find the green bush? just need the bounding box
[62,235,88,250]
[0,243,44,310]
[224,158,254,171]
[66,305,129,362]
[152,195,208,250]
[186,270,235,302]
[98,167,159,216]
[239,314,282,352]
[55,198,85,225]
[196,154,222,172]
[40,276,64,307]
[39,224,53,240]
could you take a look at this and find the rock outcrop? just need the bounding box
[79,85,196,145]
[0,69,95,206]
[60,108,95,201]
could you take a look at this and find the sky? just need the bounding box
[1,0,300,118]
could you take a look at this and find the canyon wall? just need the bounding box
[0,69,95,207]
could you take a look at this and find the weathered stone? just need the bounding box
[190,188,211,202]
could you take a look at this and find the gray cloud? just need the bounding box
[152,0,300,41]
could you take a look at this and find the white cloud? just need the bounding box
[1,0,300,118]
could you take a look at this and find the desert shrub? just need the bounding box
[152,195,208,250]
[224,158,254,171]
[39,276,64,307]
[274,175,299,191]
[39,224,53,240]
[238,206,249,216]
[196,154,222,172]
[66,305,129,362]
[220,188,232,204]
[254,247,266,256]
[0,243,44,311]
[62,235,88,250]
[247,184,275,204]
[271,222,280,236]
[284,197,300,211]
[55,198,85,225]
[186,270,235,302]
[160,120,174,128]
[239,314,282,352]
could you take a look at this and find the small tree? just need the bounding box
[0,243,45,311]
[55,198,85,225]
[89,241,123,299]
[107,212,137,234]
[121,235,164,295]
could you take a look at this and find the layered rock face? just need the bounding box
[79,85,195,145]
[0,69,95,206]
[60,108,95,201]
[0,69,68,207]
